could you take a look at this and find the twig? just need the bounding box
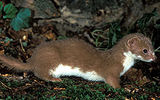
[19,39,25,52]
[154,46,160,52]
[84,32,95,45]
[152,77,160,82]
[91,30,107,39]
[0,81,12,90]
[33,80,51,91]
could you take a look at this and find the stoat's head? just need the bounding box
[126,33,156,62]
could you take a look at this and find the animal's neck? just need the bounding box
[103,41,127,62]
[102,41,136,77]
[120,51,136,76]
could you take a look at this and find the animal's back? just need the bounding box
[28,38,103,71]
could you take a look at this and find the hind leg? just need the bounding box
[42,74,62,82]
[34,68,62,82]
[30,49,62,82]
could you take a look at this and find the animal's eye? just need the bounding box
[143,49,148,54]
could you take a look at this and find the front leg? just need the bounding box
[105,75,120,88]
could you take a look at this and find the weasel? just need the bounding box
[0,33,156,88]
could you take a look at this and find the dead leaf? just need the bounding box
[0,50,4,55]
[44,30,56,40]
[1,74,11,77]
[53,87,65,91]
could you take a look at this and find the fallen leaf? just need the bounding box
[1,74,11,77]
[0,49,4,55]
[53,87,65,91]
[44,30,56,40]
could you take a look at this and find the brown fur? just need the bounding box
[0,33,156,88]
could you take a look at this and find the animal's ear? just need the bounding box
[127,36,140,48]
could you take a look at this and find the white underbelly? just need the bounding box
[49,64,104,81]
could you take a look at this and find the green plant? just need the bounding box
[57,35,68,40]
[137,8,158,31]
[3,3,17,19]
[0,1,31,31]
[91,29,106,48]
[0,1,4,17]
[59,84,105,100]
[22,41,28,47]
[10,8,31,31]
[3,37,13,43]
[89,21,122,49]
[0,1,17,19]
[1,76,159,99]
[107,22,122,48]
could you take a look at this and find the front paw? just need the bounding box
[111,84,121,89]
[105,76,121,89]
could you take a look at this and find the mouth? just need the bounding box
[137,55,153,62]
[142,59,153,62]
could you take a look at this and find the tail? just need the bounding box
[0,55,31,71]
